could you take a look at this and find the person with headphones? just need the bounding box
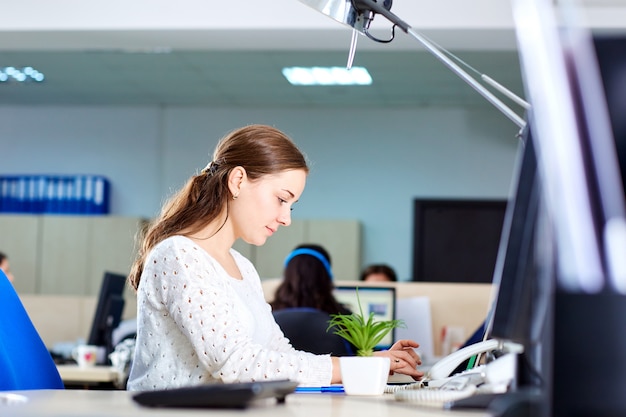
[270,244,354,356]
[270,244,350,315]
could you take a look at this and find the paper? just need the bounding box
[395,297,434,365]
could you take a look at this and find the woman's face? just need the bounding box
[232,168,307,246]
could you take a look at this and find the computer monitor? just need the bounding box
[332,285,396,350]
[484,126,549,390]
[442,102,557,417]
[87,271,127,363]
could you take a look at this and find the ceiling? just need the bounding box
[1,0,624,110]
[0,47,526,110]
[0,6,526,111]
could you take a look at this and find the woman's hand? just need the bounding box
[373,339,424,380]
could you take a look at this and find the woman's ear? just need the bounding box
[228,166,247,198]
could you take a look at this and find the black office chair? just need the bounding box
[273,307,353,356]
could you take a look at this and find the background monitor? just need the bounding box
[412,198,507,283]
[87,271,127,363]
[332,285,396,350]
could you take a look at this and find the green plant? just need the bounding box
[327,288,405,357]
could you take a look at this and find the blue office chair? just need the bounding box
[0,270,64,390]
[273,307,353,356]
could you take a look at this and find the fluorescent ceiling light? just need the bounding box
[0,66,45,83]
[282,66,372,86]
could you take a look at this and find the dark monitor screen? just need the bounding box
[412,198,507,283]
[594,35,626,197]
[87,271,127,361]
[332,285,396,350]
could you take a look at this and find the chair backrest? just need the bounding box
[0,270,64,390]
[273,307,353,356]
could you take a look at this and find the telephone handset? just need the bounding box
[425,339,500,381]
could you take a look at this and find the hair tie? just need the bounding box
[201,160,220,176]
[284,248,333,279]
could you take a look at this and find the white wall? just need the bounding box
[0,104,520,280]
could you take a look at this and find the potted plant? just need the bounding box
[327,289,405,395]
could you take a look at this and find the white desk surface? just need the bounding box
[4,389,492,417]
[57,364,410,385]
[55,365,122,383]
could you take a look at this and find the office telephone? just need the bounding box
[390,339,522,406]
[426,338,500,381]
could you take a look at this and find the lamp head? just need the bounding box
[297,0,393,34]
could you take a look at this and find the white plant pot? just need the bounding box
[339,356,390,396]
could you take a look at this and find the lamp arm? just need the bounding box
[352,0,527,129]
[406,28,526,128]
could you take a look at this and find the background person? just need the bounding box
[360,264,397,283]
[0,252,15,283]
[126,124,422,391]
[270,244,354,355]
[271,244,351,315]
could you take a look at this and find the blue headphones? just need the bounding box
[284,248,333,279]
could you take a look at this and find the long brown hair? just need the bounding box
[128,124,309,290]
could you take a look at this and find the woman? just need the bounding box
[126,124,422,391]
[271,244,351,315]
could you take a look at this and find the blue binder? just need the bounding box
[0,175,110,215]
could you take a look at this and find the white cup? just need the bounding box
[72,344,99,367]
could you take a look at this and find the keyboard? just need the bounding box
[393,384,478,407]
[132,379,299,409]
[388,372,483,407]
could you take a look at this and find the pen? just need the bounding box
[294,386,345,393]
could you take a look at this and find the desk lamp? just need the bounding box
[296,0,528,130]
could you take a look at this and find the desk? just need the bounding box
[55,365,124,389]
[4,389,492,417]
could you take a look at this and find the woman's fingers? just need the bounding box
[390,355,424,379]
[372,339,426,379]
[391,339,419,350]
[399,349,421,367]
[388,340,422,366]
